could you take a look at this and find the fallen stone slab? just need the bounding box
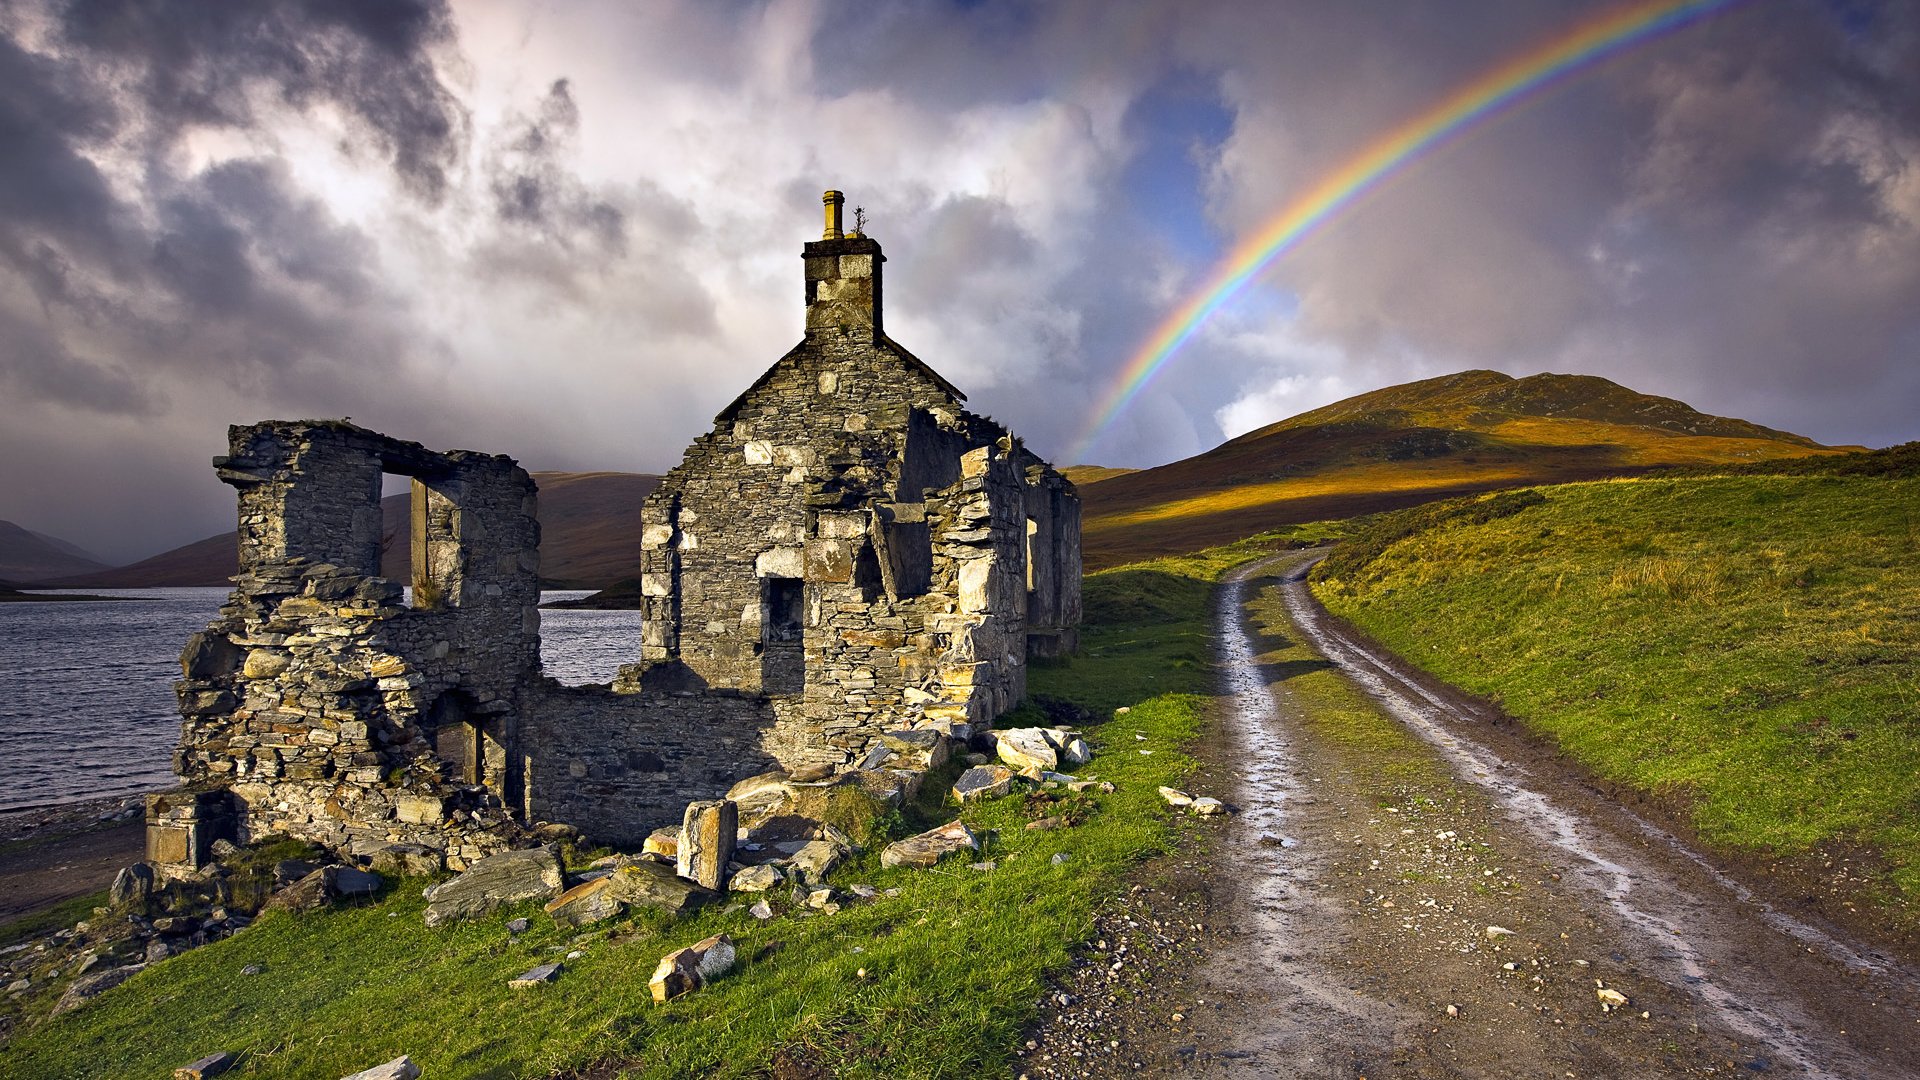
[340,1056,420,1080]
[51,963,144,1016]
[649,933,736,1003]
[423,847,564,927]
[787,838,850,885]
[879,728,952,771]
[1157,786,1194,808]
[642,826,680,860]
[881,820,978,869]
[173,1051,236,1079]
[951,764,1017,803]
[509,962,562,988]
[994,728,1058,774]
[728,864,783,893]
[603,860,721,916]
[359,842,441,877]
[1189,797,1230,816]
[545,877,624,928]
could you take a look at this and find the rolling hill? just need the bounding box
[0,521,110,582]
[51,471,660,589]
[1077,370,1851,568]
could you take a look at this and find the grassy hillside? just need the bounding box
[51,472,659,590]
[1081,369,1848,569]
[1310,447,1920,936]
[0,529,1327,1079]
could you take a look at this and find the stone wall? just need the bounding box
[161,201,1082,869]
[637,220,1083,769]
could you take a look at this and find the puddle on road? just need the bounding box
[1197,560,1402,1076]
[1272,559,1913,1079]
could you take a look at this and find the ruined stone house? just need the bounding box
[154,192,1081,872]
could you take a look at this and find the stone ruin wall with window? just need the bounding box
[153,193,1080,874]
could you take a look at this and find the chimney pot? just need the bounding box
[822,190,845,240]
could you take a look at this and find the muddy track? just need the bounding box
[1172,550,1920,1079]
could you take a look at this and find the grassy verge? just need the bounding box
[0,892,110,950]
[1311,460,1920,925]
[0,527,1327,1079]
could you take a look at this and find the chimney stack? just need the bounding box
[803,189,883,338]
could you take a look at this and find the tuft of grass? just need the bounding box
[0,531,1310,1080]
[1312,465,1920,924]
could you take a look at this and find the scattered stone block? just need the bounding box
[174,1051,236,1078]
[509,963,562,988]
[881,820,977,869]
[787,838,850,885]
[269,866,384,913]
[51,964,141,1016]
[340,1056,420,1080]
[994,729,1058,774]
[677,799,738,890]
[1190,797,1230,816]
[109,863,156,909]
[642,826,680,860]
[649,934,736,1003]
[506,918,529,933]
[544,878,624,928]
[728,864,783,893]
[951,764,1017,803]
[423,847,564,927]
[603,860,721,916]
[749,900,774,920]
[360,843,441,877]
[1059,737,1093,768]
[1157,787,1193,808]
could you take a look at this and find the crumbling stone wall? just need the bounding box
[167,422,774,870]
[162,193,1081,867]
[635,196,1083,769]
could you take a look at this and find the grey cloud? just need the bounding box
[55,0,466,200]
[486,79,626,256]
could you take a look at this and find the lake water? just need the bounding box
[0,588,641,812]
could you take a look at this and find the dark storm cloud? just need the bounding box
[54,0,466,199]
[486,79,627,256]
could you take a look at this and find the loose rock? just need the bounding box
[509,963,562,988]
[996,728,1060,774]
[423,847,564,927]
[339,1056,420,1080]
[603,861,722,916]
[544,877,624,928]
[881,820,978,869]
[649,933,736,1003]
[952,764,1018,803]
[728,864,783,893]
[1157,787,1194,808]
[677,799,738,891]
[173,1051,236,1079]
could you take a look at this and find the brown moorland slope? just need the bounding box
[1079,369,1852,568]
[0,521,109,583]
[50,471,660,589]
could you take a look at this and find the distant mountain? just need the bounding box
[1079,370,1853,569]
[50,471,661,590]
[0,520,110,582]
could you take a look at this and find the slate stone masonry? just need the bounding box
[159,193,1079,867]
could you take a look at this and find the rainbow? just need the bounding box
[1070,0,1745,461]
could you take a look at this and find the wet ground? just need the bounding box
[0,798,145,928]
[1020,551,1920,1079]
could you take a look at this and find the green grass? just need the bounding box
[0,528,1324,1079]
[1312,462,1920,919]
[0,891,110,950]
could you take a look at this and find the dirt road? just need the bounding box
[1020,551,1920,1078]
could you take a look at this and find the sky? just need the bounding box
[1,0,1916,564]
